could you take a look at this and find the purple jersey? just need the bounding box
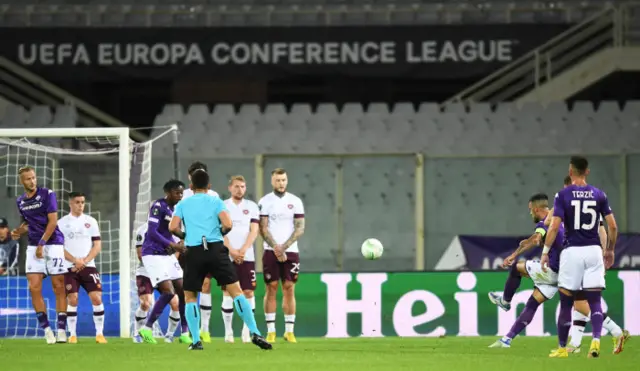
[16,187,64,246]
[535,220,564,273]
[553,184,611,247]
[141,198,175,256]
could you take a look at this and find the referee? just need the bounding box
[169,169,271,351]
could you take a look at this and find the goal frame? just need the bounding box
[0,127,131,338]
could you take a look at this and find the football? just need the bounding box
[361,238,384,260]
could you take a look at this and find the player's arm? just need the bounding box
[259,216,276,248]
[84,219,102,263]
[219,210,232,235]
[282,200,305,250]
[604,214,618,251]
[598,217,607,250]
[40,190,61,246]
[543,208,554,227]
[148,206,177,248]
[240,206,260,254]
[169,215,185,240]
[511,229,545,257]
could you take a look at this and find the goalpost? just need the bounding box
[0,126,177,338]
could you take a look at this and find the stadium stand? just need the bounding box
[150,101,640,157]
[0,1,627,27]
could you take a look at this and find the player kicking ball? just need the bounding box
[138,180,191,345]
[58,192,107,344]
[169,169,270,351]
[259,168,305,343]
[544,156,617,358]
[221,175,260,343]
[544,176,629,354]
[488,193,564,348]
[180,161,219,343]
[132,222,183,343]
[12,166,68,344]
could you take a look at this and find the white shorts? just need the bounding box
[141,255,183,287]
[559,245,606,291]
[25,245,66,276]
[525,260,559,299]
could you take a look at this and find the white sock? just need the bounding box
[222,295,234,335]
[266,312,276,333]
[134,307,148,333]
[166,310,180,337]
[92,304,105,336]
[67,305,78,337]
[603,314,623,337]
[242,296,256,336]
[284,314,295,333]
[569,309,589,347]
[200,293,212,333]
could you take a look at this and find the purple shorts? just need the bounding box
[262,250,300,284]
[236,261,257,291]
[136,275,154,296]
[64,267,102,294]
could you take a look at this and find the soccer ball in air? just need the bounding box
[361,238,384,260]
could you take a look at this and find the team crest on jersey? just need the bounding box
[243,209,249,215]
[84,223,91,228]
[35,195,41,201]
[288,204,293,209]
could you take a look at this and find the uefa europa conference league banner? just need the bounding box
[1,271,638,337]
[0,25,568,81]
[436,233,640,270]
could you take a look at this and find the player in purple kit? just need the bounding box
[545,176,629,354]
[488,193,564,348]
[544,156,618,358]
[11,166,68,344]
[137,180,191,344]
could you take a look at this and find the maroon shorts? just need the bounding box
[262,250,300,283]
[136,275,154,296]
[235,261,257,291]
[64,267,102,294]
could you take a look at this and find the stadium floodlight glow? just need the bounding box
[0,126,177,338]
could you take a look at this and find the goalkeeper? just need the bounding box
[169,169,271,351]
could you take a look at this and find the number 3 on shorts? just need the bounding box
[250,269,256,282]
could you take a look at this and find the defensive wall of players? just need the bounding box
[2,270,638,338]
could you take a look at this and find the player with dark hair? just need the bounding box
[544,174,628,354]
[259,168,305,343]
[13,166,68,344]
[545,156,618,358]
[138,179,191,345]
[488,193,564,348]
[169,169,271,351]
[58,192,106,344]
[181,161,219,343]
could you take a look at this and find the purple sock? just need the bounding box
[57,312,67,331]
[36,312,50,329]
[506,296,541,339]
[503,263,522,302]
[145,293,174,328]
[557,291,574,347]
[179,296,188,334]
[584,291,604,340]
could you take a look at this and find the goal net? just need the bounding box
[0,127,174,338]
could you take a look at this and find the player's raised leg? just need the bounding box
[199,276,213,343]
[488,261,526,312]
[490,288,550,348]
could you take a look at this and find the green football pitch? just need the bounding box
[0,336,635,371]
